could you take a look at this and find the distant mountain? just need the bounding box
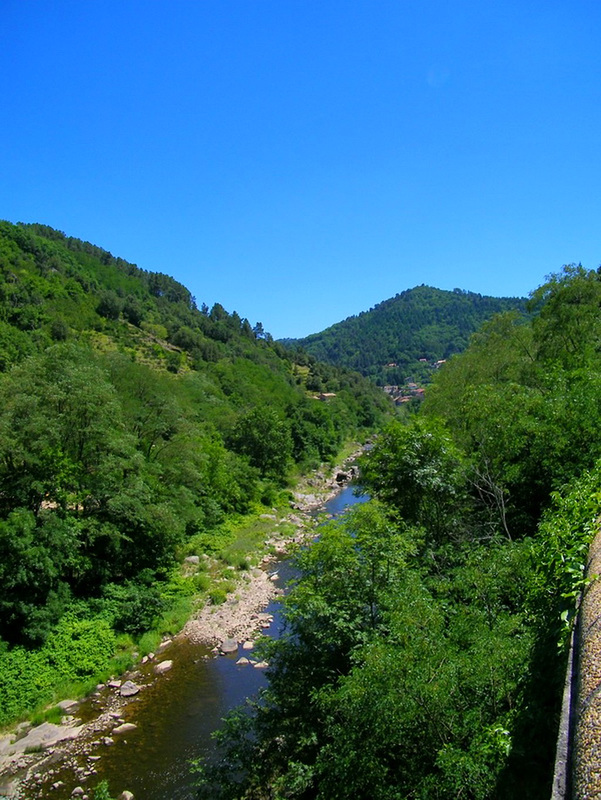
[282,285,527,384]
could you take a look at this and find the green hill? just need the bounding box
[283,285,526,384]
[0,219,390,725]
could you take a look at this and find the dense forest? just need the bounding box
[197,264,601,799]
[0,220,391,727]
[283,285,526,384]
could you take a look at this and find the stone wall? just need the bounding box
[553,531,601,799]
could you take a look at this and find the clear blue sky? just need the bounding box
[1,1,600,338]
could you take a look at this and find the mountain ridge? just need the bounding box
[282,284,527,384]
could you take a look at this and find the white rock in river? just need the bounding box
[220,638,238,654]
[119,681,140,697]
[154,660,173,674]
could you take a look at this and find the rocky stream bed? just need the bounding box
[0,455,362,800]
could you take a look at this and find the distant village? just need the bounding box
[382,358,447,405]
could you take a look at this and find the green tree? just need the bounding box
[228,407,293,479]
[359,416,468,541]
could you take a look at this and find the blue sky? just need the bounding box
[1,1,600,338]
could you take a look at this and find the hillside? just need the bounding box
[283,284,526,384]
[0,220,390,726]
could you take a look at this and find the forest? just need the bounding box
[284,284,526,384]
[196,264,601,799]
[0,220,390,727]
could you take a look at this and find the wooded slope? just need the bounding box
[284,284,526,383]
[0,220,390,725]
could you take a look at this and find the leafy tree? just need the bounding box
[97,289,123,320]
[359,416,468,542]
[228,407,293,479]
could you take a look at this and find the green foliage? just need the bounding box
[91,780,116,800]
[0,218,390,728]
[534,461,601,638]
[424,267,601,534]
[196,502,540,799]
[228,407,293,479]
[0,613,116,726]
[197,265,601,800]
[285,284,526,383]
[359,417,468,541]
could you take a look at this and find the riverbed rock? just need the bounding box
[71,787,85,797]
[154,660,173,674]
[57,699,79,713]
[236,657,251,665]
[242,640,254,650]
[118,792,135,800]
[112,723,138,735]
[7,722,83,754]
[120,681,140,697]
[253,661,269,669]
[107,680,122,689]
[220,638,238,653]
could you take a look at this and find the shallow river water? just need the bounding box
[49,484,366,800]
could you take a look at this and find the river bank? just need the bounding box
[0,451,363,800]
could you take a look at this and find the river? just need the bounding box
[43,484,366,800]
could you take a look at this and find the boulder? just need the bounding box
[9,722,83,753]
[154,660,173,675]
[112,723,138,735]
[119,792,135,800]
[71,788,85,797]
[57,699,79,713]
[119,681,140,697]
[236,657,251,665]
[220,638,238,654]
